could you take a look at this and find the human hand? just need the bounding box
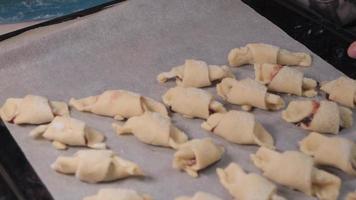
[347,41,356,59]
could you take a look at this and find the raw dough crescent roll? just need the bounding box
[254,63,317,97]
[217,78,284,111]
[30,116,106,150]
[69,90,168,120]
[321,76,356,108]
[173,138,224,177]
[175,192,222,200]
[162,86,226,119]
[346,191,356,200]
[51,150,143,183]
[251,147,341,200]
[228,43,312,67]
[216,162,285,200]
[157,59,235,88]
[112,111,188,149]
[201,110,274,148]
[282,100,353,134]
[0,95,69,124]
[299,132,356,175]
[83,188,152,200]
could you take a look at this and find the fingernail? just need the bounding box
[347,41,356,58]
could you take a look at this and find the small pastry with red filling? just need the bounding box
[254,63,317,97]
[112,111,188,149]
[162,86,226,119]
[228,43,312,67]
[217,78,285,111]
[157,59,235,88]
[321,76,356,108]
[282,100,352,134]
[251,147,341,200]
[30,116,106,150]
[201,110,274,149]
[0,95,69,125]
[173,138,224,177]
[69,90,168,120]
[299,132,356,175]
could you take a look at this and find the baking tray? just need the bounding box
[0,0,355,199]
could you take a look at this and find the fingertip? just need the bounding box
[347,41,356,59]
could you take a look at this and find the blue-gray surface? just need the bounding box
[0,0,113,24]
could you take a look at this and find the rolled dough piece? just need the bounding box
[201,110,274,148]
[216,162,285,200]
[30,116,106,150]
[112,111,188,149]
[157,59,234,88]
[83,188,152,200]
[228,43,312,67]
[69,90,168,120]
[0,95,69,125]
[254,63,317,96]
[217,78,284,111]
[173,138,224,177]
[251,147,341,200]
[175,192,222,200]
[282,100,353,134]
[52,150,143,183]
[299,132,356,175]
[162,86,226,119]
[321,76,356,108]
[346,191,356,200]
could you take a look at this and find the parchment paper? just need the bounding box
[0,0,355,199]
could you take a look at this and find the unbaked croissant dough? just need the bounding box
[346,191,356,200]
[173,138,224,177]
[83,188,152,200]
[0,95,69,125]
[321,76,356,108]
[299,132,356,175]
[69,90,168,120]
[251,147,341,200]
[112,111,188,149]
[201,110,274,148]
[282,100,353,134]
[228,43,312,67]
[162,86,226,119]
[217,78,284,111]
[216,162,285,200]
[175,192,222,200]
[30,116,106,150]
[254,63,317,97]
[157,59,235,88]
[51,150,143,183]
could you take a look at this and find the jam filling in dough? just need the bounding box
[299,132,356,175]
[251,147,341,200]
[201,110,274,149]
[30,116,106,150]
[282,100,352,134]
[83,188,152,200]
[228,43,312,67]
[217,162,285,200]
[0,95,69,125]
[254,63,317,97]
[69,90,168,120]
[112,112,188,149]
[173,138,224,177]
[162,86,226,119]
[51,150,143,183]
[217,78,284,111]
[175,192,222,200]
[157,59,235,88]
[321,76,356,108]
